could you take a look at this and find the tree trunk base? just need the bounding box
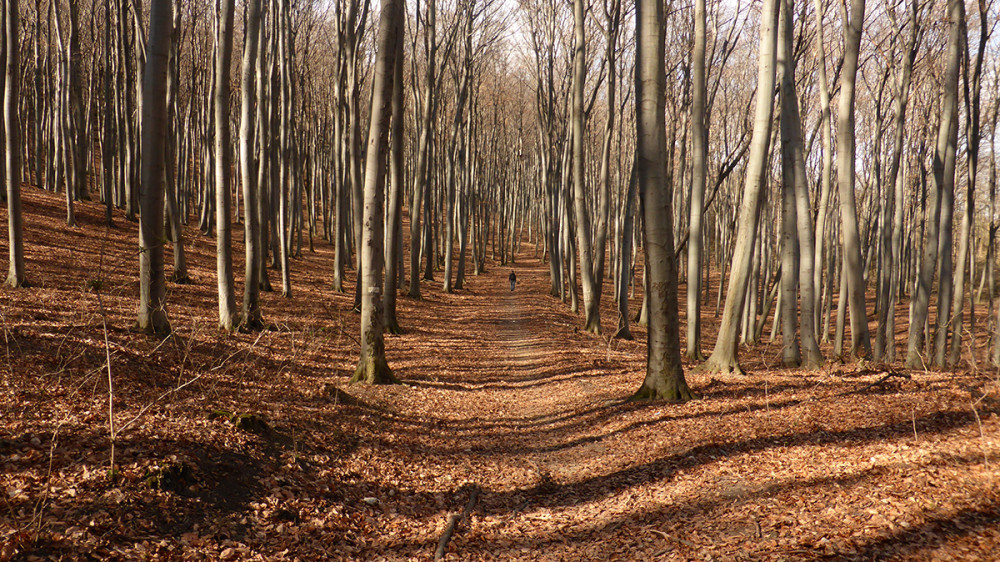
[384,321,403,335]
[685,349,706,362]
[630,377,697,403]
[613,326,633,340]
[351,356,399,385]
[240,312,264,332]
[694,354,745,376]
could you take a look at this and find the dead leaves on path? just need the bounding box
[1,189,999,560]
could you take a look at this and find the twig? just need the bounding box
[95,286,116,479]
[650,528,696,548]
[970,399,990,470]
[435,485,480,560]
[32,424,62,542]
[857,371,912,393]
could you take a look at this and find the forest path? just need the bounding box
[379,261,633,486]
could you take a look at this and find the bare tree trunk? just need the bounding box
[164,8,187,283]
[215,0,237,330]
[615,160,636,340]
[241,0,263,329]
[699,0,779,375]
[876,0,918,362]
[908,0,962,368]
[383,37,404,334]
[835,0,872,359]
[632,0,693,402]
[352,0,402,385]
[777,0,800,367]
[686,0,707,359]
[949,0,988,365]
[278,0,292,297]
[137,0,172,333]
[4,0,25,287]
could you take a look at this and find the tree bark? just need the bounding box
[215,0,238,330]
[352,0,402,385]
[907,0,962,368]
[137,0,172,333]
[632,0,694,402]
[241,0,264,329]
[699,0,779,375]
[686,0,707,359]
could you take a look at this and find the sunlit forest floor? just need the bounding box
[1,188,999,560]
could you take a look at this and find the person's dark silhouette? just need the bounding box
[508,270,516,292]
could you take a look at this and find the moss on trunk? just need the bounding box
[350,355,399,385]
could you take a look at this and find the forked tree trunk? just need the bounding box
[908,0,962,368]
[835,0,872,359]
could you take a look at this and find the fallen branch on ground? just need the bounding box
[435,485,480,560]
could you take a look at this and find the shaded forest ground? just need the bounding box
[1,188,999,560]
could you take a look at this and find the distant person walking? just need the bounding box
[509,270,517,292]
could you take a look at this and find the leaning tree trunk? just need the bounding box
[835,0,872,359]
[137,0,172,333]
[699,0,780,375]
[351,0,403,385]
[214,0,237,330]
[631,0,694,402]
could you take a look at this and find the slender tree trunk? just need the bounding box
[949,0,987,365]
[164,8,187,283]
[686,0,707,359]
[876,0,917,362]
[215,0,237,330]
[699,0,779,375]
[240,0,263,329]
[383,39,405,334]
[352,0,402,385]
[777,0,801,367]
[615,160,637,340]
[4,0,25,287]
[908,0,962,368]
[835,0,872,359]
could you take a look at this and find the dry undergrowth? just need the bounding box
[1,189,998,560]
